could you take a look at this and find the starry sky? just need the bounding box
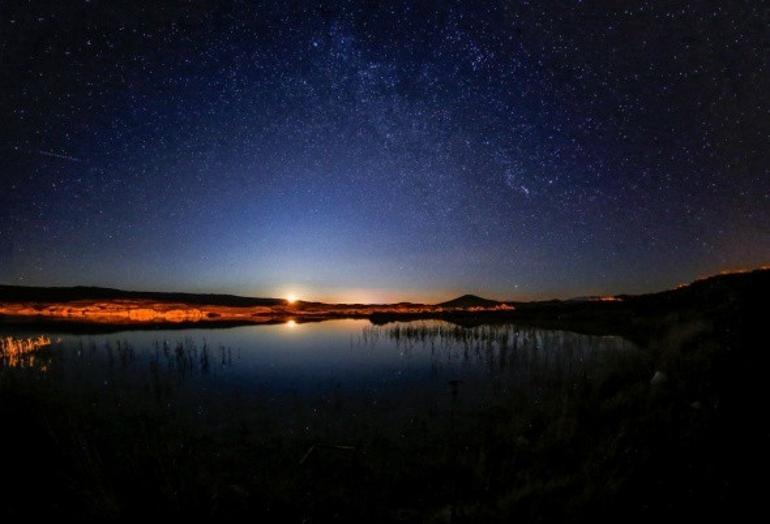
[1,1,768,303]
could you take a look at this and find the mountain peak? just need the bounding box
[438,294,500,308]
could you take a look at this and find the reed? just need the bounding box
[0,312,753,521]
[0,335,53,368]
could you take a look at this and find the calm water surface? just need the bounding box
[2,319,638,399]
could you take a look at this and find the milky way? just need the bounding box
[1,1,768,302]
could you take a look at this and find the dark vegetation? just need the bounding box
[0,284,285,307]
[0,269,767,522]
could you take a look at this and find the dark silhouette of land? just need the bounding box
[437,294,503,308]
[0,284,286,307]
[3,268,766,340]
[1,267,766,521]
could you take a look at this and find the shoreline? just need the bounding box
[1,268,766,341]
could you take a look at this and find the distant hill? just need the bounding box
[438,294,501,308]
[0,285,285,307]
[1,268,768,312]
[623,267,770,310]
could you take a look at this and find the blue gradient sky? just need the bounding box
[1,1,768,302]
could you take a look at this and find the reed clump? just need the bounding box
[0,309,757,522]
[0,335,53,368]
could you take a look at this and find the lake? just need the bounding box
[1,319,638,402]
[4,316,747,521]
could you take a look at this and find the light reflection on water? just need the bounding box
[0,335,54,368]
[0,320,638,396]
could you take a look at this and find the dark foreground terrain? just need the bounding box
[1,269,768,522]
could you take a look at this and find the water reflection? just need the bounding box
[0,335,54,368]
[362,321,639,396]
[380,322,633,367]
[0,320,638,397]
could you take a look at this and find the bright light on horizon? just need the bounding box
[286,293,297,304]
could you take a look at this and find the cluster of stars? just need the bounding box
[1,1,767,301]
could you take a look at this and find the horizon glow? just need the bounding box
[1,2,768,302]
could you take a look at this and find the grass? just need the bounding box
[0,295,761,522]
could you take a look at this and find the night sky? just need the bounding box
[1,1,768,303]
